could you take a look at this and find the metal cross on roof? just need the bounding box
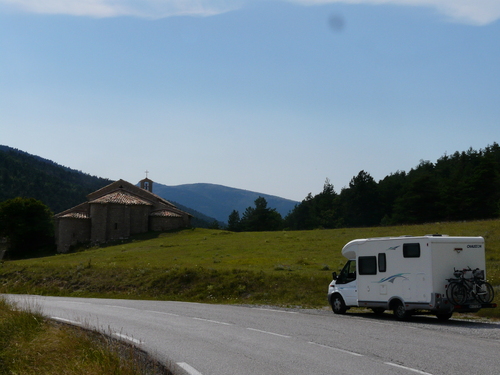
[145,170,149,178]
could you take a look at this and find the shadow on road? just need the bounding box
[344,310,499,329]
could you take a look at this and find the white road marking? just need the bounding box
[246,328,291,338]
[385,362,433,375]
[177,362,203,375]
[257,308,298,314]
[66,301,92,305]
[308,341,364,357]
[104,305,136,310]
[192,317,233,325]
[51,317,81,325]
[144,310,180,317]
[112,333,144,345]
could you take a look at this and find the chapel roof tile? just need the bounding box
[89,190,153,206]
[60,212,90,219]
[150,210,182,218]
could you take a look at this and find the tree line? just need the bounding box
[0,197,55,259]
[228,143,500,231]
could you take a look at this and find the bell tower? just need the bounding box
[140,170,153,193]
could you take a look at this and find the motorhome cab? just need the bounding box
[328,235,496,321]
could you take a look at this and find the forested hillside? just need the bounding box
[285,143,500,229]
[0,146,111,214]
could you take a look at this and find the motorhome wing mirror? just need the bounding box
[332,272,337,280]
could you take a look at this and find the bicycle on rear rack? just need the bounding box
[446,267,494,305]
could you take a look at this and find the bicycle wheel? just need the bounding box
[476,282,495,304]
[449,282,468,305]
[446,280,460,305]
[446,281,461,303]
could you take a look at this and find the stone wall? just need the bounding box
[90,204,108,244]
[150,216,186,232]
[106,204,131,241]
[129,205,150,235]
[55,217,91,253]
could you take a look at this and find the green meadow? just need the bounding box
[1,220,499,318]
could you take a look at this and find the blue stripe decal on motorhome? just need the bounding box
[387,245,400,251]
[374,273,409,283]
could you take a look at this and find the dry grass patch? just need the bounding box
[0,298,165,375]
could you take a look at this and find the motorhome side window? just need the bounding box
[358,256,377,275]
[336,260,356,284]
[378,253,386,272]
[403,243,421,258]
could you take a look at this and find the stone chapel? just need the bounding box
[54,177,191,252]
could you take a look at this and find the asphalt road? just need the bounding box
[4,295,500,375]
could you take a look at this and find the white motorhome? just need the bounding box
[328,235,496,320]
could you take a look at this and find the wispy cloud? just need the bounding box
[1,0,499,24]
[0,0,242,18]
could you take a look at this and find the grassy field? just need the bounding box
[1,220,499,318]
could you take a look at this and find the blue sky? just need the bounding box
[1,1,499,202]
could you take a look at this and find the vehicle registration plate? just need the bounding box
[469,304,481,309]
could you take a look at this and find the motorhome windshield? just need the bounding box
[336,260,356,284]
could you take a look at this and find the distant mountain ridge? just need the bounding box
[0,145,298,225]
[153,183,298,223]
